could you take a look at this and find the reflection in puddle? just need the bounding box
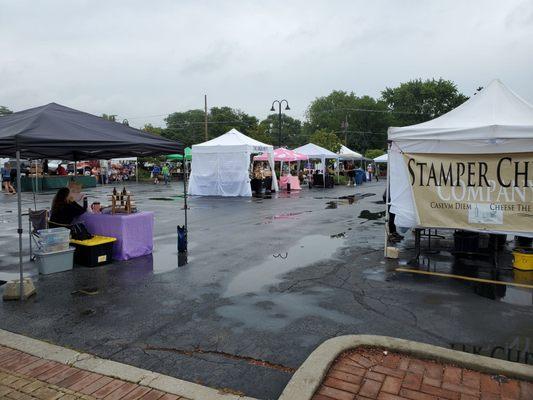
[149,242,193,274]
[224,234,343,297]
[399,254,533,307]
[218,236,357,332]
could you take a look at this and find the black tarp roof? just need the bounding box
[0,103,182,159]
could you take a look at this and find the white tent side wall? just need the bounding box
[189,149,252,197]
[188,129,277,197]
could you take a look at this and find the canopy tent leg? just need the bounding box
[16,151,24,301]
[268,152,279,192]
[136,159,139,184]
[322,156,326,188]
[32,159,37,209]
[384,144,391,257]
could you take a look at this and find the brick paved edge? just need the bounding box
[278,334,533,400]
[0,329,257,400]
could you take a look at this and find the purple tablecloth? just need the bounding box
[77,212,154,261]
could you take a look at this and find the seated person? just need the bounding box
[49,187,87,226]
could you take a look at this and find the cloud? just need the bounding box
[0,0,531,127]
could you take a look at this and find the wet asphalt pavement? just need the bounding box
[0,181,532,399]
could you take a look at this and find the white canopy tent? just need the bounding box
[189,128,278,196]
[293,143,339,188]
[388,79,533,237]
[293,143,339,169]
[373,154,388,163]
[337,145,364,160]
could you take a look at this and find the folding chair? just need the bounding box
[28,209,49,261]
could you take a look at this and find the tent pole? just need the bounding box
[384,143,391,257]
[32,159,37,209]
[136,159,139,184]
[16,151,24,301]
[323,156,326,188]
[183,156,188,237]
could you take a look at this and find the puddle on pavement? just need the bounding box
[398,255,533,307]
[359,210,386,220]
[148,242,192,273]
[217,290,359,332]
[224,234,344,297]
[474,282,532,307]
[322,193,376,209]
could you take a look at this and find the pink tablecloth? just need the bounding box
[77,212,154,261]
[279,175,301,190]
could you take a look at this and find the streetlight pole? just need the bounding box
[270,99,290,148]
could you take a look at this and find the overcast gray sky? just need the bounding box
[1,0,532,127]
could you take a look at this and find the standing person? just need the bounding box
[2,163,15,194]
[43,159,49,175]
[9,164,17,194]
[152,164,161,184]
[367,163,373,182]
[162,163,170,185]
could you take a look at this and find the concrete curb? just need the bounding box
[0,329,257,400]
[279,335,533,400]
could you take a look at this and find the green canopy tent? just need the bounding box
[167,147,191,161]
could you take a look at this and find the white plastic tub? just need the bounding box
[34,247,75,275]
[36,227,70,252]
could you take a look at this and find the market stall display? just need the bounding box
[189,128,278,196]
[254,148,307,191]
[388,79,533,238]
[293,143,339,188]
[0,102,183,299]
[279,175,301,190]
[77,212,154,261]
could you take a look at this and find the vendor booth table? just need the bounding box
[21,175,97,192]
[78,212,154,261]
[387,79,533,264]
[279,175,301,190]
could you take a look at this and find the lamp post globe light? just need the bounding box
[270,99,290,148]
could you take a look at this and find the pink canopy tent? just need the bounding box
[254,147,308,162]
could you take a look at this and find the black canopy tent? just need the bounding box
[0,103,184,300]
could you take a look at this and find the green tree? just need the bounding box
[247,124,273,145]
[258,114,303,148]
[305,91,391,154]
[142,124,165,136]
[209,106,258,138]
[381,78,468,126]
[0,106,13,116]
[164,109,205,146]
[365,149,385,160]
[310,129,342,153]
[164,107,259,146]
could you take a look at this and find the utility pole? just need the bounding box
[341,115,349,146]
[204,94,208,141]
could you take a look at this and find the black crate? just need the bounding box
[72,239,115,267]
